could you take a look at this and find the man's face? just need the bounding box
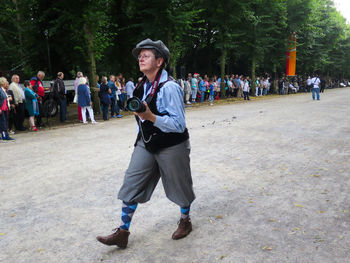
[38,73,45,80]
[138,49,162,74]
[13,76,19,83]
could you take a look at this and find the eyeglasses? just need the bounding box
[137,54,154,61]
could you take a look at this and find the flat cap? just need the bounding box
[132,38,170,65]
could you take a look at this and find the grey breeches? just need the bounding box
[118,139,195,207]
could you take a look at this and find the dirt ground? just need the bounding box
[1,88,350,263]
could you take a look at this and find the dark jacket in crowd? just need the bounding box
[53,78,66,100]
[99,83,111,105]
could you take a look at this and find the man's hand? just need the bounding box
[134,102,156,123]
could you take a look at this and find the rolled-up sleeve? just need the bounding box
[153,81,186,133]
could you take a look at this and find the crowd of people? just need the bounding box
[0,68,342,141]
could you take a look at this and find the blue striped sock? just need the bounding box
[180,206,190,219]
[120,201,138,230]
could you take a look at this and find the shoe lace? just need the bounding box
[112,227,120,232]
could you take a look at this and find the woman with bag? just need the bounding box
[24,81,39,131]
[77,77,97,124]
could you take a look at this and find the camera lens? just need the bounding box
[127,97,146,112]
[129,100,140,111]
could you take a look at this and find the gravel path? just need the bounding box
[1,88,350,263]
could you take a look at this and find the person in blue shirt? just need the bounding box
[191,73,198,102]
[96,38,195,249]
[108,75,123,118]
[198,77,206,102]
[209,78,215,105]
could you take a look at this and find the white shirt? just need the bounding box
[243,81,250,92]
[306,78,312,86]
[311,77,320,88]
[125,81,135,98]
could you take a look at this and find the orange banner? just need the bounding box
[286,33,297,76]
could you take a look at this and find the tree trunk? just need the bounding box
[220,48,227,98]
[251,53,256,96]
[167,31,176,78]
[272,63,277,94]
[12,0,23,56]
[84,23,100,114]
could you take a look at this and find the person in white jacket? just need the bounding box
[243,77,250,100]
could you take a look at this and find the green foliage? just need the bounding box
[0,0,349,80]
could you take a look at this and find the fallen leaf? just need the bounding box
[262,246,273,251]
[343,210,349,213]
[292,227,300,231]
[216,215,223,219]
[294,204,305,208]
[10,213,16,217]
[282,167,287,170]
[37,248,44,253]
[339,236,344,240]
[318,211,325,214]
[268,219,277,223]
[209,219,213,224]
[235,158,240,160]
[273,228,280,231]
[288,232,297,235]
[0,233,4,236]
[302,231,307,235]
[311,174,320,177]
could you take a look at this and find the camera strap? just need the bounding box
[149,69,163,98]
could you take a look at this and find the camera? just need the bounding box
[126,97,146,113]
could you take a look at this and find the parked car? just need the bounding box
[41,80,76,117]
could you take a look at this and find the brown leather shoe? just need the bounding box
[172,218,192,240]
[96,228,130,248]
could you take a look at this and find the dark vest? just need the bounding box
[133,77,189,153]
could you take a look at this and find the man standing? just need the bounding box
[125,78,135,100]
[8,74,26,131]
[96,38,195,248]
[191,73,198,103]
[306,76,312,92]
[184,73,192,105]
[74,72,84,122]
[53,72,67,122]
[198,76,206,102]
[311,74,321,100]
[30,71,45,127]
[108,75,118,118]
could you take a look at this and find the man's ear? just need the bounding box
[156,57,164,68]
